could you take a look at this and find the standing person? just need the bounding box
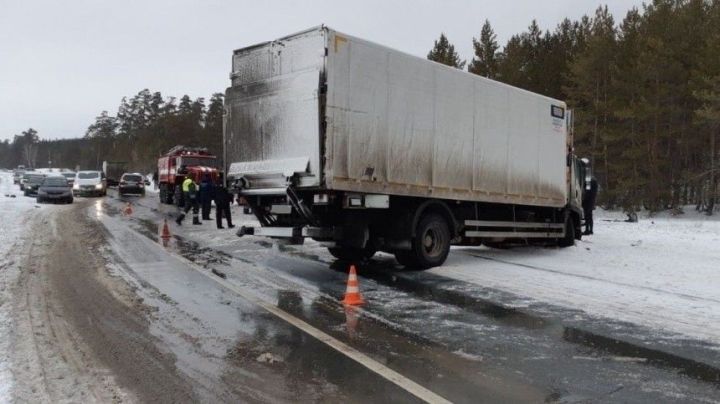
[199,174,214,221]
[176,175,201,225]
[214,184,234,229]
[152,170,159,190]
[583,177,598,235]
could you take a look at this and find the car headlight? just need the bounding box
[95,183,103,189]
[73,183,79,190]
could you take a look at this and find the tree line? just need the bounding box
[428,0,720,214]
[0,90,224,175]
[3,0,719,214]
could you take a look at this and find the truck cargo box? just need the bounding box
[225,26,569,208]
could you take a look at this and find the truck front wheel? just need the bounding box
[396,213,451,270]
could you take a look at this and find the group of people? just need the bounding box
[175,172,235,229]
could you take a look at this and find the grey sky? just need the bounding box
[0,0,644,141]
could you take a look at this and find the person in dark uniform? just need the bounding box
[152,170,159,190]
[199,174,214,221]
[213,184,235,229]
[583,177,598,235]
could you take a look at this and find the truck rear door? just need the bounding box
[224,27,326,191]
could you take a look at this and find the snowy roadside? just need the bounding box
[0,172,37,402]
[434,208,720,347]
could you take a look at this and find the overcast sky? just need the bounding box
[0,0,644,141]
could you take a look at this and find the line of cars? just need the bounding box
[12,167,149,205]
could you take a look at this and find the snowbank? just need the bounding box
[0,172,37,402]
[433,208,720,346]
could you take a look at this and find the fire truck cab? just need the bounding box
[157,145,220,206]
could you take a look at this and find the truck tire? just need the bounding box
[327,246,376,262]
[397,213,451,269]
[558,216,576,247]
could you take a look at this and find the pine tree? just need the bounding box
[468,20,499,78]
[205,93,224,156]
[19,128,39,168]
[695,76,720,214]
[566,7,617,205]
[427,33,466,69]
[496,35,527,88]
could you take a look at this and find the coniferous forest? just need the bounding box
[2,0,719,214]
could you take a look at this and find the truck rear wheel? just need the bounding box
[328,246,376,262]
[396,213,451,269]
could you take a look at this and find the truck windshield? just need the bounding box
[179,157,217,168]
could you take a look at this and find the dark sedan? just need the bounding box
[23,173,46,196]
[37,176,73,204]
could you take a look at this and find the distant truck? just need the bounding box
[157,145,220,206]
[225,26,591,269]
[102,161,128,187]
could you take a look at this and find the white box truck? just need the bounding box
[225,26,590,268]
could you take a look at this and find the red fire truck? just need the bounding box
[157,145,220,206]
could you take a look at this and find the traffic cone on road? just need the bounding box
[161,219,171,240]
[342,265,365,306]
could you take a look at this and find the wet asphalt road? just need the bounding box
[27,190,720,403]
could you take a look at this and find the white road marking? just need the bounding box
[105,213,452,404]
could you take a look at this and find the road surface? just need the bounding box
[1,174,718,403]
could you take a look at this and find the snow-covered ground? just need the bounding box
[434,209,720,346]
[0,172,38,402]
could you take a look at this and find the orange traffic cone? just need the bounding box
[342,265,364,306]
[161,219,171,240]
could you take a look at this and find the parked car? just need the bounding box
[73,171,107,196]
[60,171,76,187]
[23,173,46,196]
[37,175,73,204]
[20,172,35,190]
[13,169,25,184]
[118,173,146,196]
